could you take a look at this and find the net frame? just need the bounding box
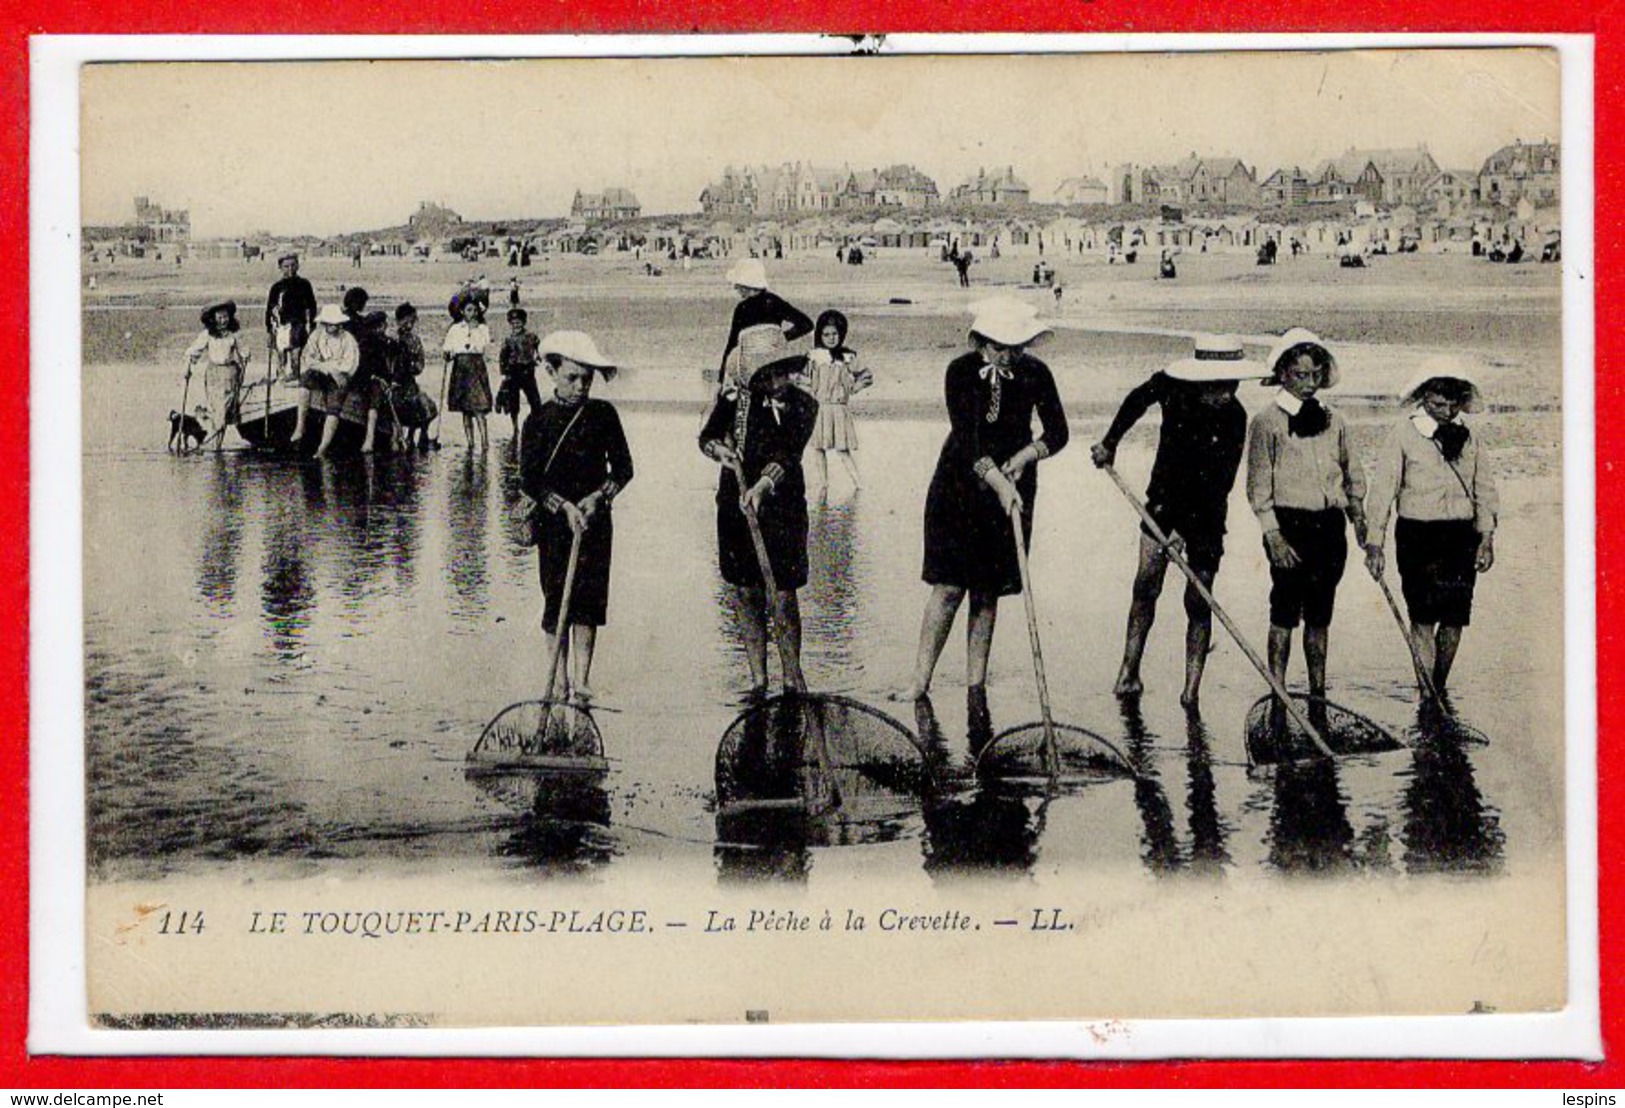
[973,719,1138,786]
[1244,692,1407,767]
[468,698,609,774]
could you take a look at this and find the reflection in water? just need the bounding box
[921,691,1046,878]
[805,498,862,675]
[1266,758,1357,874]
[260,466,317,662]
[1183,713,1231,873]
[1117,699,1180,875]
[444,453,492,624]
[470,769,617,875]
[325,457,389,607]
[197,455,243,616]
[1402,710,1505,874]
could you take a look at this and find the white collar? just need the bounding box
[1411,409,1461,438]
[1274,389,1304,416]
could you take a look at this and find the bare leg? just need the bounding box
[477,414,489,451]
[570,624,599,700]
[774,589,803,690]
[290,388,311,442]
[361,408,378,454]
[1115,534,1167,696]
[1268,625,1294,689]
[894,585,965,700]
[543,627,571,695]
[811,449,828,492]
[1181,570,1217,707]
[1410,620,1438,681]
[462,414,474,448]
[966,591,1000,688]
[836,449,861,489]
[312,413,341,460]
[1433,624,1464,689]
[1303,624,1330,700]
[738,585,770,692]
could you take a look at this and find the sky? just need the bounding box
[80,48,1562,238]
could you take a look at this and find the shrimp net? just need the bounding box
[468,699,607,773]
[1244,693,1405,767]
[714,693,931,828]
[973,721,1137,785]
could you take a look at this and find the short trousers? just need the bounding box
[1267,507,1348,629]
[1395,517,1480,627]
[1141,500,1225,575]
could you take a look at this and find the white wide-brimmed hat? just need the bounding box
[1400,355,1484,413]
[1264,327,1339,389]
[1165,334,1261,382]
[315,304,347,326]
[726,258,769,290]
[540,330,618,372]
[730,322,810,386]
[967,297,1053,348]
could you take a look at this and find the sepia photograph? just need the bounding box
[44,40,1590,1048]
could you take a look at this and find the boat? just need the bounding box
[230,373,403,456]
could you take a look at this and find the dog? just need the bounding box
[168,406,212,454]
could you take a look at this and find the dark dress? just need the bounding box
[700,383,819,590]
[1099,372,1247,572]
[922,352,1069,596]
[520,398,635,632]
[714,290,814,397]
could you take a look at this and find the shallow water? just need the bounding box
[84,349,1566,887]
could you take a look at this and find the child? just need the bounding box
[498,307,544,442]
[184,299,250,451]
[1246,328,1367,706]
[803,309,872,493]
[386,303,436,451]
[353,310,391,454]
[1092,334,1256,706]
[1364,356,1498,693]
[443,296,493,451]
[290,304,358,453]
[519,332,633,702]
[896,298,1069,702]
[700,324,819,696]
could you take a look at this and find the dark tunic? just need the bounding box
[1100,372,1247,563]
[699,383,819,590]
[519,398,635,630]
[719,291,814,374]
[922,352,1069,595]
[385,332,436,427]
[499,331,544,415]
[265,275,317,344]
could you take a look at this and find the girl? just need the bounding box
[519,331,633,703]
[1364,356,1498,692]
[387,303,436,451]
[184,300,250,450]
[803,309,873,493]
[1245,328,1368,704]
[712,258,813,407]
[443,296,493,451]
[700,324,819,696]
[896,298,1069,702]
[290,303,358,453]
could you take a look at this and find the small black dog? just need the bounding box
[168,407,211,453]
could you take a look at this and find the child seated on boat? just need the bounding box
[290,304,359,458]
[387,303,436,451]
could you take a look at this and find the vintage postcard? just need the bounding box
[38,39,1593,1053]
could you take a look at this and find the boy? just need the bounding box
[499,307,544,441]
[1093,335,1255,707]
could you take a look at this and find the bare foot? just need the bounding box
[360,441,374,455]
[1113,674,1143,697]
[887,684,929,703]
[1179,687,1200,709]
[572,684,595,704]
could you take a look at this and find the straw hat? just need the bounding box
[726,258,769,290]
[1264,327,1339,389]
[315,304,347,326]
[540,330,618,372]
[1165,334,1260,382]
[967,297,1052,348]
[1400,355,1485,413]
[199,299,239,330]
[733,322,809,385]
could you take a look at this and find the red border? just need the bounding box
[8,8,1615,1090]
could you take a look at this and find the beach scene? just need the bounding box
[73,50,1572,1024]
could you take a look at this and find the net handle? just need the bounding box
[1101,463,1334,759]
[728,459,808,694]
[1371,569,1448,709]
[1007,501,1062,779]
[543,528,585,704]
